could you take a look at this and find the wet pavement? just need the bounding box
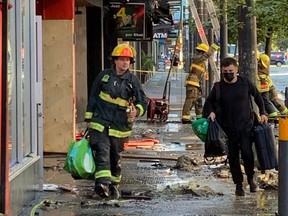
[19,69,280,216]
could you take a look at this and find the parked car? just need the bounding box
[270,51,286,67]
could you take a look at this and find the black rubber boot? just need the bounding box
[94,183,109,198]
[109,184,120,199]
[235,183,245,196]
[248,178,257,193]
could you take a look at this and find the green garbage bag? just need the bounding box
[191,118,209,142]
[63,132,96,179]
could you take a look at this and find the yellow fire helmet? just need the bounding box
[111,44,136,63]
[196,43,209,53]
[260,54,270,68]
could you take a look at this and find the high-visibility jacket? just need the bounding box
[256,67,273,93]
[85,68,147,138]
[185,43,219,87]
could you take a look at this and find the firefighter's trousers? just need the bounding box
[182,85,202,120]
[89,128,127,185]
[269,86,288,114]
[261,92,278,117]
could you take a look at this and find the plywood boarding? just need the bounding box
[43,20,75,153]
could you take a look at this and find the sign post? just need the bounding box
[278,115,288,216]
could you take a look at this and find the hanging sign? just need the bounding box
[110,3,146,40]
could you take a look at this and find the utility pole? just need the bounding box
[237,0,257,83]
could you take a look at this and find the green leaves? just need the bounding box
[141,50,156,71]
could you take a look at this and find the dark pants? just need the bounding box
[89,128,126,185]
[261,92,277,116]
[225,125,255,184]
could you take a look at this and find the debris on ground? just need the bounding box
[174,155,200,171]
[184,181,223,197]
[43,184,59,192]
[257,170,278,190]
[141,129,157,139]
[58,184,73,192]
[124,139,159,150]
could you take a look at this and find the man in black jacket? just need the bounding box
[203,57,268,196]
[85,44,147,199]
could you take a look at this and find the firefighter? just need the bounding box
[181,42,219,124]
[85,43,147,199]
[256,54,288,118]
[256,54,278,118]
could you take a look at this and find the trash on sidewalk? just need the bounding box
[121,189,152,200]
[218,170,229,178]
[141,129,156,139]
[124,139,160,150]
[58,184,74,192]
[43,184,59,192]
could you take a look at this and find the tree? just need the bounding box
[220,0,288,54]
[254,0,288,54]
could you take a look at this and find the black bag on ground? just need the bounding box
[204,120,228,158]
[253,123,278,170]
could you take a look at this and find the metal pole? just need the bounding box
[278,115,288,216]
[1,0,10,214]
[163,0,183,99]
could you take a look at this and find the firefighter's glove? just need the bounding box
[86,122,91,129]
[127,103,138,119]
[211,43,220,51]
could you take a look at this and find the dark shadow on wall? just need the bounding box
[86,6,103,98]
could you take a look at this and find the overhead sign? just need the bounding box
[153,32,167,39]
[109,3,146,40]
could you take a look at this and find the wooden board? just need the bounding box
[43,20,75,153]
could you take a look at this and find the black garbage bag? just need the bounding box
[204,120,228,158]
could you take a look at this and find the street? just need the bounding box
[270,65,288,93]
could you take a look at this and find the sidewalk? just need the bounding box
[19,70,279,216]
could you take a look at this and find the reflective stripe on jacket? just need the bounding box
[186,43,218,87]
[85,68,147,138]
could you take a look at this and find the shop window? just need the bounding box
[8,0,36,166]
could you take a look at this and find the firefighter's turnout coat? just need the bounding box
[85,67,147,138]
[256,65,288,116]
[186,43,219,88]
[182,43,218,121]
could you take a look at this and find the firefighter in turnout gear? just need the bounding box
[181,42,219,123]
[85,43,147,199]
[256,54,288,118]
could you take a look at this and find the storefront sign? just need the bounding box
[153,32,167,39]
[110,3,145,40]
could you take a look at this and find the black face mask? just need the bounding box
[223,73,234,82]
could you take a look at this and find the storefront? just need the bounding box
[1,0,42,214]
